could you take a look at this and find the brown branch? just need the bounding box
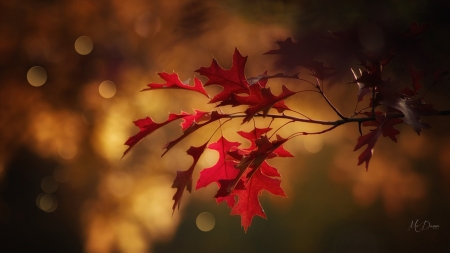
[227,109,450,128]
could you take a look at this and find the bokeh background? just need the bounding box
[1,0,450,252]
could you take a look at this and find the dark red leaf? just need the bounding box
[362,113,403,142]
[172,143,208,212]
[162,111,229,156]
[196,136,241,207]
[142,72,209,98]
[123,112,189,157]
[237,128,293,158]
[353,128,381,170]
[215,135,289,198]
[243,85,296,122]
[348,70,382,88]
[265,38,334,80]
[196,48,250,103]
[351,68,372,102]
[230,164,286,232]
[180,110,210,131]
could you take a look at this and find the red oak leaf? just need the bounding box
[353,127,382,170]
[217,78,292,114]
[142,72,209,98]
[230,164,286,232]
[243,85,296,122]
[196,48,250,103]
[348,70,383,88]
[351,68,372,102]
[215,135,289,198]
[123,112,189,157]
[362,113,403,142]
[356,112,406,169]
[196,136,241,207]
[172,143,208,212]
[180,110,210,131]
[162,111,229,156]
[265,38,334,79]
[237,128,294,158]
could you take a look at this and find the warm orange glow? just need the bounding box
[98,81,116,99]
[27,66,47,87]
[74,36,93,55]
[2,1,449,252]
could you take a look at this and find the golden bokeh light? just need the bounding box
[74,36,93,55]
[27,66,47,87]
[58,140,77,160]
[196,212,215,232]
[41,176,58,193]
[36,193,58,213]
[303,135,324,153]
[99,80,116,99]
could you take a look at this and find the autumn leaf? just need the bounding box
[172,143,208,212]
[348,70,383,88]
[237,128,294,158]
[353,127,381,170]
[351,68,372,102]
[355,113,403,169]
[230,163,286,232]
[217,78,293,115]
[243,85,296,122]
[265,37,334,79]
[162,111,229,156]
[216,135,289,198]
[196,48,250,103]
[142,72,209,98]
[362,112,403,142]
[196,136,241,207]
[123,112,189,157]
[180,110,210,130]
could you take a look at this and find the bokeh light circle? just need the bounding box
[36,193,58,213]
[58,140,77,159]
[304,136,324,153]
[27,66,47,87]
[74,36,93,55]
[196,212,215,232]
[41,176,58,193]
[99,80,117,98]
